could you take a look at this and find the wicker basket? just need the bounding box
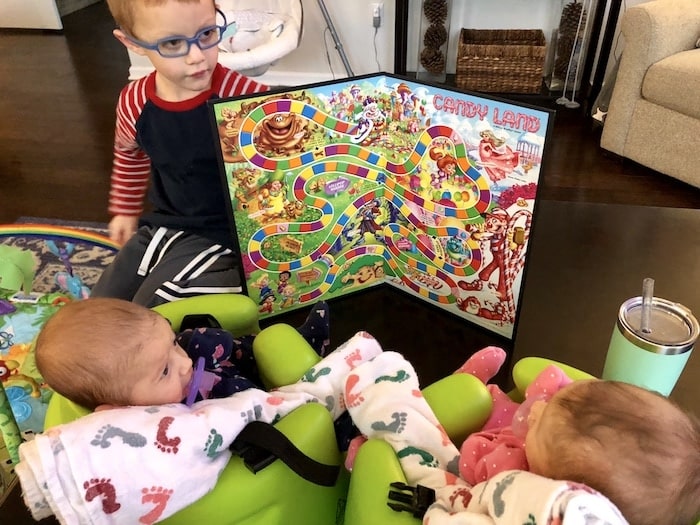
[455,29,546,94]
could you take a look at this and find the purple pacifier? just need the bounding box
[185,357,206,407]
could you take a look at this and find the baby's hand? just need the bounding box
[94,404,119,412]
[108,215,138,246]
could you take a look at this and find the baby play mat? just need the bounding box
[0,221,117,502]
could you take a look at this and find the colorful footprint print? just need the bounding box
[344,373,364,408]
[302,366,331,383]
[375,369,410,384]
[204,428,224,458]
[370,411,407,434]
[344,348,363,369]
[91,424,147,449]
[139,486,173,524]
[154,416,181,454]
[83,478,121,515]
[492,471,517,517]
[397,446,439,468]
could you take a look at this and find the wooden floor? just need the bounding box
[1,2,699,225]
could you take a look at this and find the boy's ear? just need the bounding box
[113,28,147,56]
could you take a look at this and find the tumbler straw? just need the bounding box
[640,277,654,334]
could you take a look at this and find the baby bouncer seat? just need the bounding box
[41,294,603,525]
[44,293,348,525]
[343,357,597,525]
[216,0,303,77]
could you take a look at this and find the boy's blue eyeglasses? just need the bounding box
[123,9,231,58]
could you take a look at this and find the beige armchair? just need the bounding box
[600,0,700,189]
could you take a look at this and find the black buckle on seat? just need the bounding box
[229,439,276,472]
[229,421,340,486]
[387,481,436,518]
[179,313,221,331]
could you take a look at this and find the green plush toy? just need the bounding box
[0,245,36,294]
[0,381,22,465]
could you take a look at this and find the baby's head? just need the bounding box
[36,298,194,410]
[526,380,700,525]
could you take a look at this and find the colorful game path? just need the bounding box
[239,99,493,304]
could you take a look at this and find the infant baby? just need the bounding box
[457,346,700,525]
[346,346,700,525]
[35,297,329,410]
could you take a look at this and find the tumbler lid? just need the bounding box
[619,297,699,355]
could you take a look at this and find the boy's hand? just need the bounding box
[109,215,138,246]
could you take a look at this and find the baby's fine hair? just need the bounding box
[35,298,161,410]
[542,380,700,525]
[106,0,216,35]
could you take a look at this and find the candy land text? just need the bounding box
[433,94,541,133]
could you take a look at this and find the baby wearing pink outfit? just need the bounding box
[344,346,573,481]
[455,346,572,485]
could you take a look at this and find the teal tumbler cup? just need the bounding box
[602,297,699,396]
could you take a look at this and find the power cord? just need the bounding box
[372,5,382,71]
[322,27,337,79]
[373,27,381,71]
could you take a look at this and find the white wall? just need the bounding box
[256,0,397,84]
[595,0,647,79]
[262,0,573,81]
[126,0,619,86]
[0,0,62,29]
[128,0,398,85]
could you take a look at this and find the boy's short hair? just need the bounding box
[35,298,161,410]
[106,0,216,35]
[541,380,700,525]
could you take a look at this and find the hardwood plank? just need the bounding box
[0,2,126,224]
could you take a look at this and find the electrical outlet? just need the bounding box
[371,3,383,28]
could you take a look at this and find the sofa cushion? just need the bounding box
[642,48,700,120]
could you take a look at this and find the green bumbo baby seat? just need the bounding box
[342,357,596,525]
[43,293,604,525]
[44,293,348,525]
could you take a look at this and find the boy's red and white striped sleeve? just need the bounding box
[108,78,151,217]
[216,66,268,97]
[106,67,267,217]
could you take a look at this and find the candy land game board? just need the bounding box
[210,73,554,339]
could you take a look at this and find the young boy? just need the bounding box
[34,297,329,410]
[92,0,269,306]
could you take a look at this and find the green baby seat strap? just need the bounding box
[230,420,340,487]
